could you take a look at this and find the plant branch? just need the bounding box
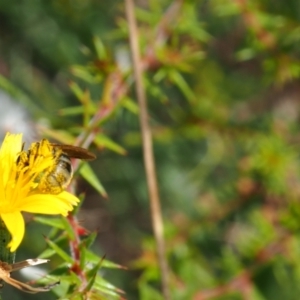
[125,0,170,299]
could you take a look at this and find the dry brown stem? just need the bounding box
[125,0,170,299]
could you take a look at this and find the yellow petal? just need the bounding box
[56,191,81,206]
[0,133,22,159]
[0,133,22,186]
[1,212,25,252]
[20,192,79,216]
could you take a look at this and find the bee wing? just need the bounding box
[51,144,96,161]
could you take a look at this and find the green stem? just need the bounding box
[0,221,15,264]
[0,220,16,297]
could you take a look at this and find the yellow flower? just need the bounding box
[0,133,79,252]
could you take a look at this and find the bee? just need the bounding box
[17,140,96,194]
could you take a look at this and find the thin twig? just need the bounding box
[125,0,170,299]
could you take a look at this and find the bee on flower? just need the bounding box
[0,133,94,252]
[0,132,96,294]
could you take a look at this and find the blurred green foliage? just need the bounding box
[1,0,300,299]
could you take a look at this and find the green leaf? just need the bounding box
[48,263,70,276]
[153,68,167,82]
[81,249,102,265]
[80,231,97,249]
[236,48,256,61]
[84,260,102,292]
[71,65,102,83]
[69,81,85,100]
[138,283,164,300]
[39,248,56,259]
[33,216,65,230]
[145,78,168,104]
[83,249,125,269]
[41,129,76,145]
[94,275,124,297]
[71,193,86,215]
[94,134,127,155]
[46,239,73,264]
[169,70,196,102]
[122,96,139,114]
[47,227,68,241]
[93,36,107,60]
[101,259,126,270]
[78,234,98,269]
[79,246,87,271]
[60,217,76,240]
[79,163,107,197]
[135,7,157,24]
[59,106,85,116]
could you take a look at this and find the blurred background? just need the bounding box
[1,0,300,299]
